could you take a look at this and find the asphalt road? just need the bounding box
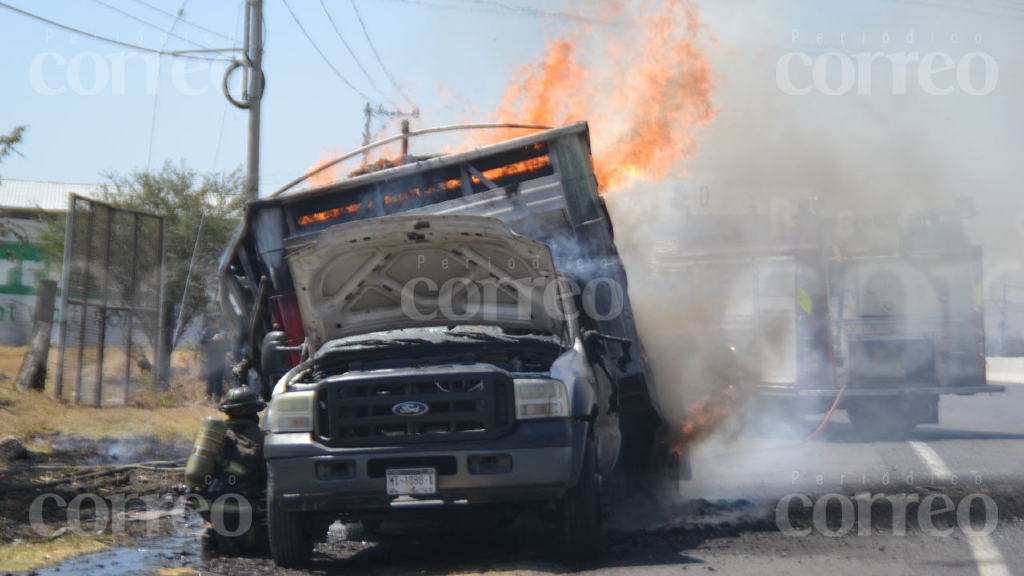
[29,382,1024,576]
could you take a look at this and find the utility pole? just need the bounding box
[245,0,264,200]
[361,103,419,164]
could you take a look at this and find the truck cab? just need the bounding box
[218,123,670,565]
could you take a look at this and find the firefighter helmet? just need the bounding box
[219,385,265,417]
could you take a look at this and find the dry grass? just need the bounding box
[0,346,27,387]
[0,347,222,571]
[0,532,110,572]
[0,346,217,448]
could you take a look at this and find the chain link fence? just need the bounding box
[55,195,166,406]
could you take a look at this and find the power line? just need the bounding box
[0,1,235,61]
[147,0,191,168]
[318,0,399,109]
[213,0,247,172]
[281,0,375,103]
[367,0,601,23]
[449,0,602,23]
[212,100,230,171]
[349,0,414,108]
[124,0,238,43]
[369,0,509,16]
[89,0,207,50]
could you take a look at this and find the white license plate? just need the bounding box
[386,468,437,496]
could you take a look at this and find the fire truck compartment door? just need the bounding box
[757,261,798,384]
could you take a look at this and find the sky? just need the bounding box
[2,0,1015,192]
[1,0,1021,245]
[0,0,572,192]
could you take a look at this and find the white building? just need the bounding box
[0,179,103,345]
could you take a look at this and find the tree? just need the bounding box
[0,125,25,169]
[42,161,246,349]
[0,126,27,242]
[106,162,246,348]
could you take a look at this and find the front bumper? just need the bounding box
[265,419,588,513]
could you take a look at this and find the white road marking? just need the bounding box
[904,442,1011,576]
[966,533,1013,576]
[987,377,1024,386]
[908,441,953,483]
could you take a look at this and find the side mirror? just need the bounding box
[583,330,606,355]
[582,330,633,371]
[261,331,301,377]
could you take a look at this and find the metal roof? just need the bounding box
[0,178,103,212]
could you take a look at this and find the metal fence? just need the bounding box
[55,195,166,406]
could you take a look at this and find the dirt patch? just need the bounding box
[0,432,198,573]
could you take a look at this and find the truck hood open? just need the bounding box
[286,215,562,352]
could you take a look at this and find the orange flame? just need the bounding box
[492,0,717,192]
[307,148,343,188]
[667,385,740,453]
[303,0,717,195]
[661,343,752,453]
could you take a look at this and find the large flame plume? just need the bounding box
[492,0,717,191]
[303,0,716,194]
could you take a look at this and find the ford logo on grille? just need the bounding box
[392,401,430,417]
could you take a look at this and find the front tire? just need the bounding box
[267,472,313,567]
[561,438,602,561]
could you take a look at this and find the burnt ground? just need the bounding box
[6,384,1024,575]
[0,433,191,555]
[11,481,1021,576]
[186,483,1024,576]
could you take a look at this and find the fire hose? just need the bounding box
[702,382,849,459]
[719,344,849,455]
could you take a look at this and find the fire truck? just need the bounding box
[650,200,1005,438]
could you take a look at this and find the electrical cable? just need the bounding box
[281,0,375,102]
[89,0,208,50]
[449,0,601,23]
[124,0,238,42]
[147,0,191,168]
[318,0,399,109]
[366,0,600,23]
[213,0,247,171]
[349,0,414,108]
[0,1,234,61]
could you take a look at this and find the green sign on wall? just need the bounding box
[1,240,55,296]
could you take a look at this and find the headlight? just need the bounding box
[514,378,568,420]
[268,391,315,433]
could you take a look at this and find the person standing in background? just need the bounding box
[200,313,229,401]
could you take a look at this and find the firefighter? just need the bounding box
[193,385,267,555]
[200,314,229,400]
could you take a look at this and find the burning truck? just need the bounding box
[651,200,1005,442]
[218,122,681,566]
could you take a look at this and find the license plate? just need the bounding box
[386,468,437,496]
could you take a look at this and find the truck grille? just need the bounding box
[314,369,515,447]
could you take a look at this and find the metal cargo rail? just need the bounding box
[220,122,662,424]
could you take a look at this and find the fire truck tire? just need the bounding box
[846,400,918,440]
[268,473,314,567]
[561,438,602,562]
